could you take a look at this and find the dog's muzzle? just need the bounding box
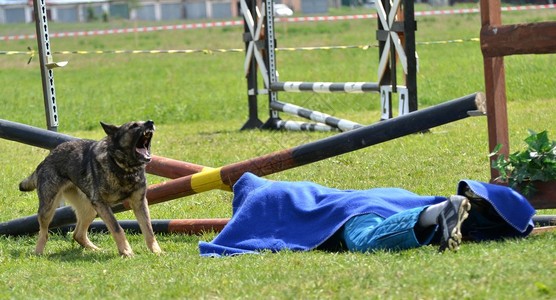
[135,121,154,161]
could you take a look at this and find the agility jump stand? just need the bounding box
[0,93,486,235]
[377,0,418,121]
[240,0,418,131]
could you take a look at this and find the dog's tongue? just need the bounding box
[136,147,150,159]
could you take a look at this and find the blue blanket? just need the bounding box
[199,173,535,256]
[458,180,535,240]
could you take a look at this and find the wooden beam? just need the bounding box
[483,56,509,180]
[481,21,556,57]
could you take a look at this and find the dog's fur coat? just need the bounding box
[19,120,161,257]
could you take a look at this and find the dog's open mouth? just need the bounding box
[135,129,153,161]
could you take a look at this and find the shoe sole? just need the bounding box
[447,197,471,251]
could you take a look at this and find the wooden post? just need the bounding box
[480,1,556,182]
[480,0,509,181]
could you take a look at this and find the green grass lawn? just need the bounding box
[0,4,555,299]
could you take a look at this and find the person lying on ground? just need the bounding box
[199,173,535,257]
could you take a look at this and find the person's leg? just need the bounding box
[342,195,471,253]
[342,207,433,253]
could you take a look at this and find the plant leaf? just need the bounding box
[489,144,503,157]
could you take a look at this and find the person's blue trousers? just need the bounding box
[342,206,436,252]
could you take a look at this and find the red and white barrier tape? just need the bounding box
[1,4,554,41]
[0,20,244,41]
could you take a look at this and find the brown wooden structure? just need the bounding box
[480,0,556,181]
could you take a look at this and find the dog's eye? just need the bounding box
[130,123,139,129]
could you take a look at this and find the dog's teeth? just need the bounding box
[143,130,153,138]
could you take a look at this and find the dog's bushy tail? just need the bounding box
[19,171,38,192]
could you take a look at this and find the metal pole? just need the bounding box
[377,0,392,120]
[261,0,281,129]
[240,0,264,130]
[56,219,230,235]
[270,100,362,132]
[32,0,60,131]
[403,0,418,113]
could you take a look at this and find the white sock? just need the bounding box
[418,201,449,227]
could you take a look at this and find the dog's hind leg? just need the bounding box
[65,188,100,251]
[92,201,133,257]
[35,188,65,255]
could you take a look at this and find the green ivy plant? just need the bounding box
[490,130,556,197]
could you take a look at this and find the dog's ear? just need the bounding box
[100,122,119,136]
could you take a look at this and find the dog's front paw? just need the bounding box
[118,241,133,258]
[119,248,134,258]
[150,242,163,255]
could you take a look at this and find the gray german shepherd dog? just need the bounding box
[19,120,161,257]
